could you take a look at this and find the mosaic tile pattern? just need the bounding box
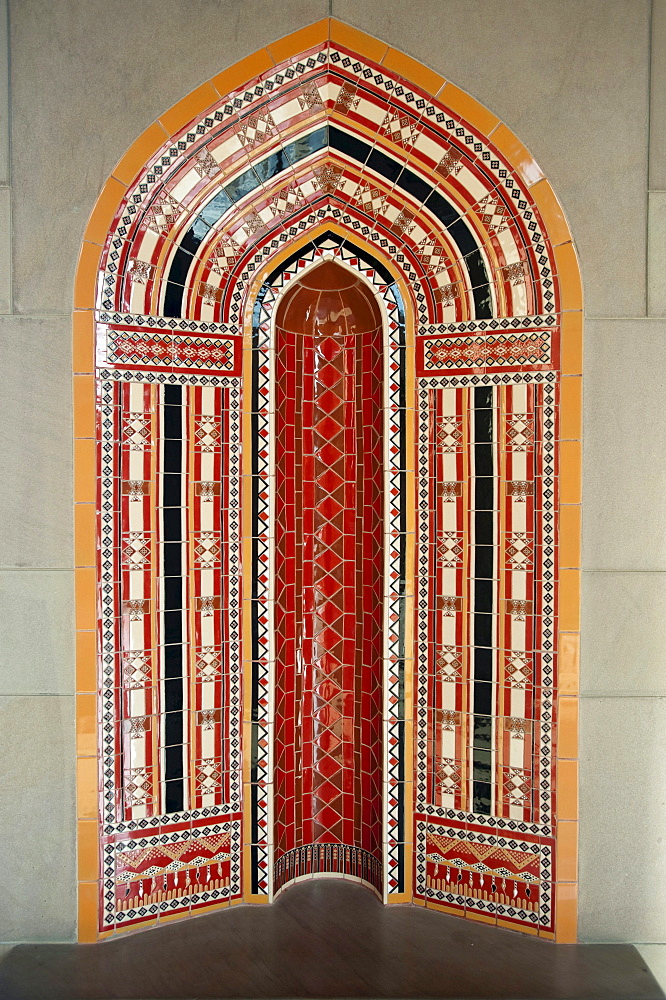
[89,35,568,934]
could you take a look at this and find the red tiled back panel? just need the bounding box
[273,262,384,889]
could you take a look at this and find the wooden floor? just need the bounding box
[0,880,663,1000]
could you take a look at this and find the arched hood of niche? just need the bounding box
[73,18,582,944]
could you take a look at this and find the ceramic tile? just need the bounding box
[80,32,578,940]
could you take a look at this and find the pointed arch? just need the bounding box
[73,18,582,944]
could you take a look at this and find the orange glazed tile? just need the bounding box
[77,756,98,820]
[557,821,579,883]
[72,311,94,374]
[381,48,446,97]
[559,569,581,632]
[559,440,582,504]
[74,438,96,503]
[76,630,98,693]
[75,503,96,568]
[212,49,275,99]
[159,81,219,136]
[559,632,580,696]
[558,697,579,760]
[554,241,583,312]
[83,176,127,246]
[559,504,581,569]
[560,311,583,375]
[75,567,97,632]
[560,376,582,440]
[78,881,99,943]
[268,20,329,63]
[78,820,99,882]
[329,19,389,63]
[467,910,496,926]
[555,882,578,943]
[73,375,96,439]
[74,241,103,310]
[557,759,579,821]
[530,179,572,247]
[112,121,170,187]
[439,83,499,136]
[497,918,538,936]
[487,123,544,188]
[76,693,98,757]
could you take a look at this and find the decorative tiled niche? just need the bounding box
[73,18,582,943]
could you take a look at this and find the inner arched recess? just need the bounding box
[273,260,385,895]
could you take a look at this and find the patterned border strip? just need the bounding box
[415,369,556,842]
[250,235,407,898]
[415,820,553,930]
[418,330,551,373]
[104,328,241,373]
[103,821,242,927]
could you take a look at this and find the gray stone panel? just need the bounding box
[583,318,666,572]
[581,572,666,696]
[332,0,650,318]
[649,0,666,190]
[579,696,666,943]
[0,570,74,695]
[0,316,73,568]
[648,192,666,316]
[9,0,329,315]
[0,695,76,942]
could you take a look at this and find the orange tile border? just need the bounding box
[559,440,582,504]
[78,820,100,882]
[76,630,98,693]
[77,881,99,943]
[530,179,572,247]
[73,242,103,311]
[557,697,579,760]
[554,242,583,312]
[556,821,579,884]
[74,439,96,503]
[439,82,499,136]
[75,503,96,568]
[82,176,127,247]
[560,376,582,441]
[382,47,446,96]
[74,567,97,632]
[330,19,389,63]
[73,374,96,439]
[489,123,544,188]
[158,81,219,137]
[73,311,95,374]
[112,121,171,187]
[555,882,578,943]
[211,48,275,99]
[559,504,581,569]
[560,311,583,376]
[557,760,579,821]
[76,756,99,820]
[559,569,581,632]
[466,910,496,926]
[76,693,98,757]
[558,633,580,696]
[268,19,329,64]
[497,918,539,936]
